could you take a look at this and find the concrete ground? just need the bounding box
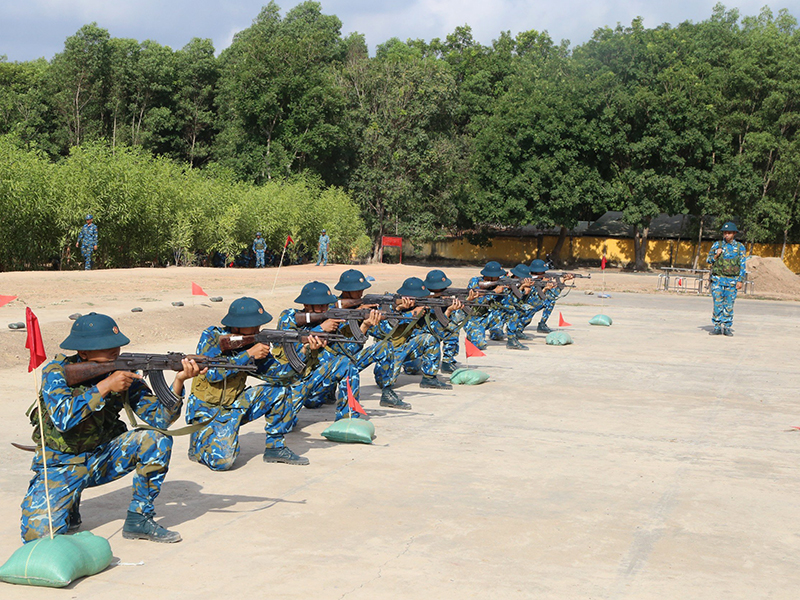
[1,266,799,599]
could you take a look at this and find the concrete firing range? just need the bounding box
[0,264,799,599]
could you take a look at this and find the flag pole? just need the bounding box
[271,239,289,294]
[35,374,55,540]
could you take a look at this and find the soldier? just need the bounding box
[316,229,330,266]
[253,232,267,268]
[186,297,309,469]
[277,282,364,422]
[20,313,199,543]
[707,221,747,336]
[513,259,562,335]
[76,214,98,270]
[464,261,528,350]
[372,277,452,393]
[487,263,536,345]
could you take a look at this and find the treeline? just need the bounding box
[0,137,369,270]
[2,2,800,270]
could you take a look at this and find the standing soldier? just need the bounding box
[253,232,267,268]
[707,221,747,336]
[76,214,98,270]
[316,229,330,266]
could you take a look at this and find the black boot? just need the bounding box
[380,387,412,410]
[722,326,734,337]
[420,375,453,390]
[67,495,82,533]
[506,337,529,350]
[440,361,458,374]
[122,511,181,543]
[709,326,722,336]
[537,322,552,334]
[263,446,310,465]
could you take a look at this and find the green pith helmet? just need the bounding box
[295,281,337,305]
[60,313,130,351]
[509,263,531,279]
[480,261,506,278]
[335,269,371,292]
[221,297,272,328]
[396,277,430,298]
[529,259,549,273]
[424,270,452,292]
[720,221,739,233]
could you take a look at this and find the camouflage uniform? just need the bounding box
[20,354,180,542]
[253,236,267,268]
[373,314,441,387]
[185,326,295,471]
[277,309,362,420]
[463,276,516,346]
[403,308,466,372]
[316,232,330,266]
[77,222,98,270]
[707,239,747,330]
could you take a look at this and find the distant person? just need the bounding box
[707,221,747,336]
[253,232,267,268]
[76,214,98,270]
[316,229,330,266]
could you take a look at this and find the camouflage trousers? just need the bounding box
[376,333,440,387]
[466,307,519,345]
[255,250,265,268]
[80,245,94,270]
[711,276,738,328]
[20,429,172,542]
[441,331,459,365]
[305,340,393,408]
[186,384,293,471]
[289,354,361,423]
[517,298,555,330]
[316,248,328,266]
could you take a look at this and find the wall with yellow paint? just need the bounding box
[408,236,800,273]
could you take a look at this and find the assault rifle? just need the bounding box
[63,352,258,411]
[218,329,366,374]
[335,294,452,326]
[294,307,409,337]
[534,272,591,291]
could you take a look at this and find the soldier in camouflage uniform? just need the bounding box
[253,232,267,268]
[464,262,528,350]
[316,229,330,266]
[186,297,308,469]
[20,313,199,543]
[277,282,364,422]
[707,221,747,336]
[75,214,98,270]
[512,259,561,335]
[372,277,452,393]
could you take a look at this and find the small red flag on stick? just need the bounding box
[25,308,47,372]
[0,294,17,308]
[558,312,571,327]
[284,235,294,248]
[191,282,208,296]
[346,377,367,416]
[465,338,486,358]
[601,256,607,270]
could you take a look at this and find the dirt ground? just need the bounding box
[1,263,799,598]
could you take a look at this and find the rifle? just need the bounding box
[294,307,412,338]
[535,272,591,291]
[336,294,452,327]
[63,352,258,411]
[218,329,366,374]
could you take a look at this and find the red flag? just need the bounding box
[601,256,607,270]
[284,235,294,248]
[0,294,17,307]
[25,308,47,372]
[346,377,367,416]
[465,338,486,358]
[191,282,208,296]
[558,312,572,327]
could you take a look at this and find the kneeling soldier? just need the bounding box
[20,313,199,543]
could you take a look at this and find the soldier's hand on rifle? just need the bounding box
[411,306,426,317]
[563,274,575,281]
[736,281,743,290]
[715,248,724,257]
[445,297,463,317]
[306,334,327,350]
[545,281,556,291]
[173,358,207,396]
[397,297,415,311]
[466,289,479,302]
[320,318,344,333]
[98,370,142,396]
[362,309,383,330]
[246,343,272,360]
[495,285,508,293]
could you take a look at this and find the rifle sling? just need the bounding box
[122,394,216,437]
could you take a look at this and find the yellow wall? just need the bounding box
[409,236,800,273]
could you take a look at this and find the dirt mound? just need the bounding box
[746,256,800,296]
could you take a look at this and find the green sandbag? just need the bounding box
[449,368,490,385]
[545,331,573,345]
[0,532,112,588]
[321,418,375,444]
[589,314,613,326]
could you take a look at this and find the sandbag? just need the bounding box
[546,331,573,346]
[449,369,490,385]
[321,418,375,444]
[589,314,613,326]
[0,532,112,588]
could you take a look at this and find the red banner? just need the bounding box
[381,236,402,248]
